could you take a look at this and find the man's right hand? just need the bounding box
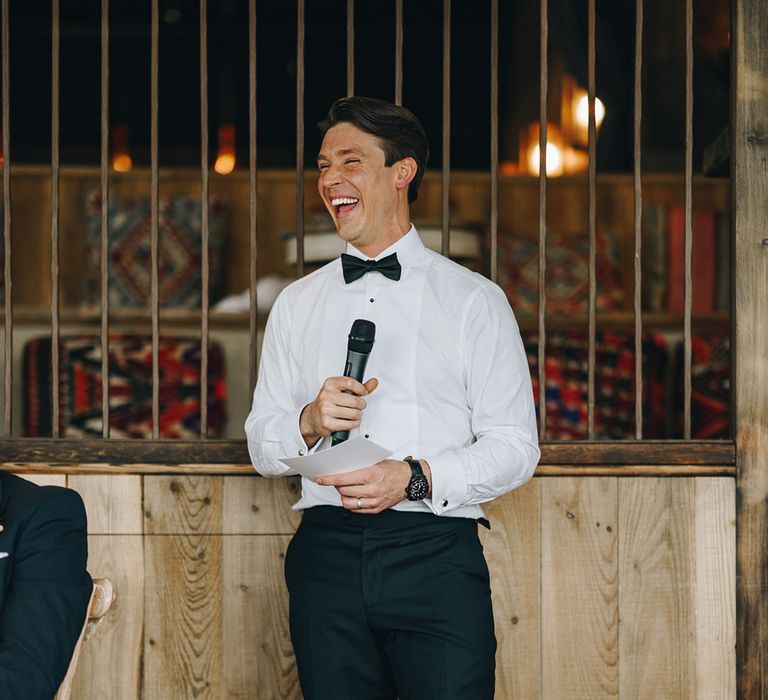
[299,376,379,448]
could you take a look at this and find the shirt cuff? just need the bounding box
[424,451,467,515]
[278,405,321,458]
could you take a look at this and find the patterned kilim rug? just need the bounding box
[24,335,226,438]
[674,334,730,439]
[522,330,669,440]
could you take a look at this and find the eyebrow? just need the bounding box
[316,148,365,162]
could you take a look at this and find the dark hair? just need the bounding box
[318,96,429,204]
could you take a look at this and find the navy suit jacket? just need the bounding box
[0,473,92,700]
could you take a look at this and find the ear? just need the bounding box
[394,157,417,193]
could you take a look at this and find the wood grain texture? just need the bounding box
[222,535,300,699]
[695,477,736,699]
[541,477,619,698]
[0,439,736,470]
[144,534,222,700]
[733,0,768,696]
[143,476,223,535]
[71,535,144,700]
[481,479,541,699]
[68,475,143,534]
[18,473,66,487]
[222,475,302,534]
[618,478,696,699]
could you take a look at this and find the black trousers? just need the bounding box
[284,505,496,700]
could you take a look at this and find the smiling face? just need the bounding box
[317,122,415,258]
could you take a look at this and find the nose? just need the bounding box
[320,162,342,188]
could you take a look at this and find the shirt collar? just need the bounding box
[344,225,428,275]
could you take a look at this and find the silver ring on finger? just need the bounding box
[357,497,362,510]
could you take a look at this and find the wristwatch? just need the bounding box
[404,458,430,501]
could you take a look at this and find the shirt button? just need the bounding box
[0,523,4,532]
[298,449,305,456]
[369,298,374,303]
[364,434,370,439]
[441,499,448,508]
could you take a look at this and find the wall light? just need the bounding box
[561,74,605,148]
[519,122,564,177]
[111,124,132,172]
[214,123,236,175]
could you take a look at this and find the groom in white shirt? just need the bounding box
[245,95,539,699]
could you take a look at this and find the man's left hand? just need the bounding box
[316,459,420,514]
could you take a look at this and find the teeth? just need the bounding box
[331,197,359,206]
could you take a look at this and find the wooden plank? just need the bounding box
[534,464,734,477]
[695,477,736,699]
[71,535,144,700]
[0,439,736,469]
[618,478,696,698]
[733,0,768,696]
[143,476,223,535]
[222,475,301,535]
[481,479,541,699]
[0,462,737,477]
[17,473,66,487]
[541,477,619,697]
[222,535,299,698]
[68,475,143,534]
[144,535,222,699]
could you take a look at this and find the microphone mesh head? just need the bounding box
[348,319,376,353]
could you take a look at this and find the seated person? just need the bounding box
[0,472,92,699]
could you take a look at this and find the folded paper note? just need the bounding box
[279,436,393,481]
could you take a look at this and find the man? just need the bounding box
[245,96,539,699]
[0,472,92,699]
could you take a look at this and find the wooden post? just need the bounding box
[734,0,768,696]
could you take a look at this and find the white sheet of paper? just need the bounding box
[279,436,393,481]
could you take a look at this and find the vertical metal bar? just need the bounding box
[633,0,643,439]
[199,0,209,438]
[489,0,498,283]
[395,0,403,105]
[346,0,354,97]
[51,0,61,438]
[441,0,450,257]
[537,0,548,441]
[248,0,259,392]
[587,0,596,439]
[151,0,160,438]
[100,0,110,438]
[2,0,12,437]
[683,0,693,439]
[295,0,304,279]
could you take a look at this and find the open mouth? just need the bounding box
[331,196,359,217]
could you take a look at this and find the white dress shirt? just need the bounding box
[245,225,540,519]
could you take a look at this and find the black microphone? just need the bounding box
[331,319,376,445]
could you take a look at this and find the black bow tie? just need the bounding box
[341,252,402,284]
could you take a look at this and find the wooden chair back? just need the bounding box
[54,578,115,700]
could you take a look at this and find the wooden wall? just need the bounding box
[23,473,735,699]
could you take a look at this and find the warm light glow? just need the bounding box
[214,123,236,175]
[529,142,563,177]
[519,122,565,177]
[575,95,605,130]
[112,154,133,172]
[111,124,132,172]
[563,146,589,174]
[214,152,236,175]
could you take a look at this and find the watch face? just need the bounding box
[407,475,429,501]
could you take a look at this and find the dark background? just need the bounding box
[3,0,730,172]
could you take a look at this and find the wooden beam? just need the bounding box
[0,439,735,475]
[734,0,768,696]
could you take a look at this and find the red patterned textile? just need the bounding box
[673,334,730,439]
[24,335,226,438]
[499,231,623,315]
[522,330,668,439]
